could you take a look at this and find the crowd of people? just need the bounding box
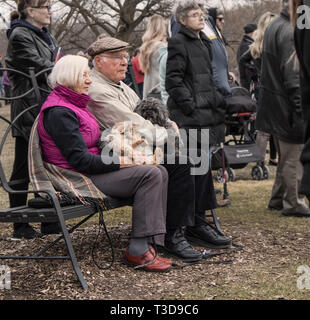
[1,0,310,273]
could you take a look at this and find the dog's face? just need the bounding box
[114,122,136,135]
[134,97,169,127]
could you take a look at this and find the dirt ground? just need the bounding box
[1,211,310,300]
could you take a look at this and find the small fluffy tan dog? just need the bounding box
[99,121,164,165]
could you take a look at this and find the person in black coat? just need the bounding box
[5,0,59,239]
[237,23,257,91]
[239,12,277,166]
[166,0,231,248]
[292,0,310,197]
[166,5,226,144]
[257,0,310,217]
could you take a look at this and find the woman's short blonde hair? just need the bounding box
[49,55,89,91]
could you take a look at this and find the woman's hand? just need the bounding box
[119,156,137,168]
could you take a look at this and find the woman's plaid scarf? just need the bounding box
[28,117,106,206]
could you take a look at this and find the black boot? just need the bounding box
[164,228,202,262]
[41,222,62,235]
[12,223,41,240]
[185,214,232,249]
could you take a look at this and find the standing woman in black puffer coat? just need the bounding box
[166,0,231,247]
[291,0,310,197]
[5,0,59,239]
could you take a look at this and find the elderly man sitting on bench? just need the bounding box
[87,36,232,263]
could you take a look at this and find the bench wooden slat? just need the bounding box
[0,197,133,223]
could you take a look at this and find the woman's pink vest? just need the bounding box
[37,85,101,173]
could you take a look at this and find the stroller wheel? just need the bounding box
[251,165,264,181]
[227,167,236,182]
[260,164,270,180]
[216,168,228,183]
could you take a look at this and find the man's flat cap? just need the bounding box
[87,36,131,58]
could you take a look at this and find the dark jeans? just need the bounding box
[270,135,277,160]
[161,158,195,229]
[137,83,143,99]
[161,154,216,229]
[183,127,218,211]
[4,85,12,105]
[9,137,29,208]
[9,137,30,230]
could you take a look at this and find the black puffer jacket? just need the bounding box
[166,25,226,144]
[257,10,304,143]
[5,19,57,138]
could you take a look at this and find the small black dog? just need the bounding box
[134,97,182,154]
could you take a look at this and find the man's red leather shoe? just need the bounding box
[148,245,172,264]
[124,249,172,272]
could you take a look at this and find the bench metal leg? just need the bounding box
[208,146,226,236]
[205,208,224,235]
[34,213,97,290]
[57,217,88,290]
[0,221,90,290]
[0,209,97,289]
[210,209,224,235]
[50,198,90,290]
[34,213,96,257]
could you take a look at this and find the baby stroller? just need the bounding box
[213,83,268,182]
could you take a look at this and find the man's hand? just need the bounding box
[229,72,236,83]
[170,121,179,134]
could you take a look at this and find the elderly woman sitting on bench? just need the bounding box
[32,54,172,273]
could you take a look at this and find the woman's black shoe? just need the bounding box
[269,159,278,166]
[163,228,202,262]
[41,222,62,235]
[11,223,41,240]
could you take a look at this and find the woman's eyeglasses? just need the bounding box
[188,13,205,19]
[217,17,224,22]
[31,5,52,11]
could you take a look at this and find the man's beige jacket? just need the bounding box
[88,68,167,145]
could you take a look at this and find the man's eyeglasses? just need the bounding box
[31,5,52,11]
[101,54,130,62]
[217,17,224,22]
[188,13,205,19]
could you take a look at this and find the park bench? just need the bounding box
[0,66,223,290]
